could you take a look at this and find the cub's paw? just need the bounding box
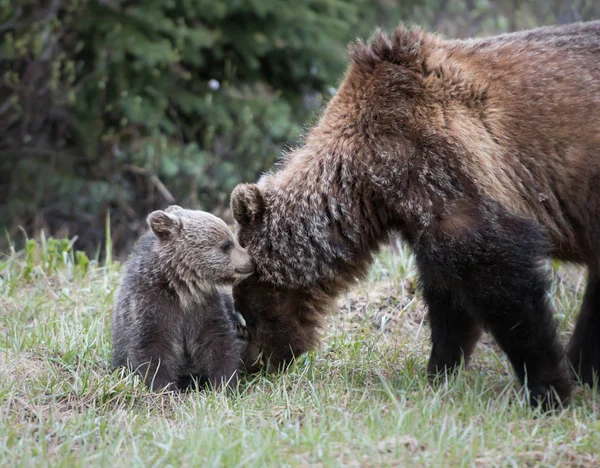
[235,322,250,341]
[232,311,249,341]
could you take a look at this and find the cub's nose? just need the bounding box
[235,263,255,275]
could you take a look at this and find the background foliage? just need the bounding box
[1,0,599,256]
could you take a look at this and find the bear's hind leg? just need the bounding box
[567,272,600,388]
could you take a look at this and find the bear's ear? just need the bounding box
[230,183,265,225]
[147,210,181,240]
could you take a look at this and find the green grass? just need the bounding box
[0,237,598,467]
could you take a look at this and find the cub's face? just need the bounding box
[147,205,255,285]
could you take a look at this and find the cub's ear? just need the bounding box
[230,183,265,225]
[147,210,181,240]
[164,205,183,213]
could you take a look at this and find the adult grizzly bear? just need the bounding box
[231,21,600,409]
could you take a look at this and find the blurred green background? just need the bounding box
[1,0,599,257]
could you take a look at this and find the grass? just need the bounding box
[0,236,598,467]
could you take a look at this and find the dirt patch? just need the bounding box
[0,350,49,385]
[331,278,428,350]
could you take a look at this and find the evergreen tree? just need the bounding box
[2,0,596,254]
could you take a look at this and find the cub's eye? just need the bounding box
[221,240,233,252]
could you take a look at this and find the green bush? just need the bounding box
[0,0,405,254]
[1,0,597,255]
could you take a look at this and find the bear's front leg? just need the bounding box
[415,203,572,410]
[420,283,482,382]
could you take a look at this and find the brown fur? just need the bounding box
[231,21,600,408]
[111,205,254,391]
[233,275,335,373]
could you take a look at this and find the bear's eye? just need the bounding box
[221,240,233,252]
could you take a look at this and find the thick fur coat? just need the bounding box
[231,21,600,409]
[112,206,254,391]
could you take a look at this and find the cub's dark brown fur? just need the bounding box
[111,206,254,391]
[231,21,600,409]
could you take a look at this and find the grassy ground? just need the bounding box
[0,236,598,467]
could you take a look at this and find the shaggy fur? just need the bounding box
[233,275,336,373]
[231,21,600,409]
[111,206,254,391]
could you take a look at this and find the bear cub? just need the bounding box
[111,205,254,391]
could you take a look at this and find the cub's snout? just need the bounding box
[233,248,255,278]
